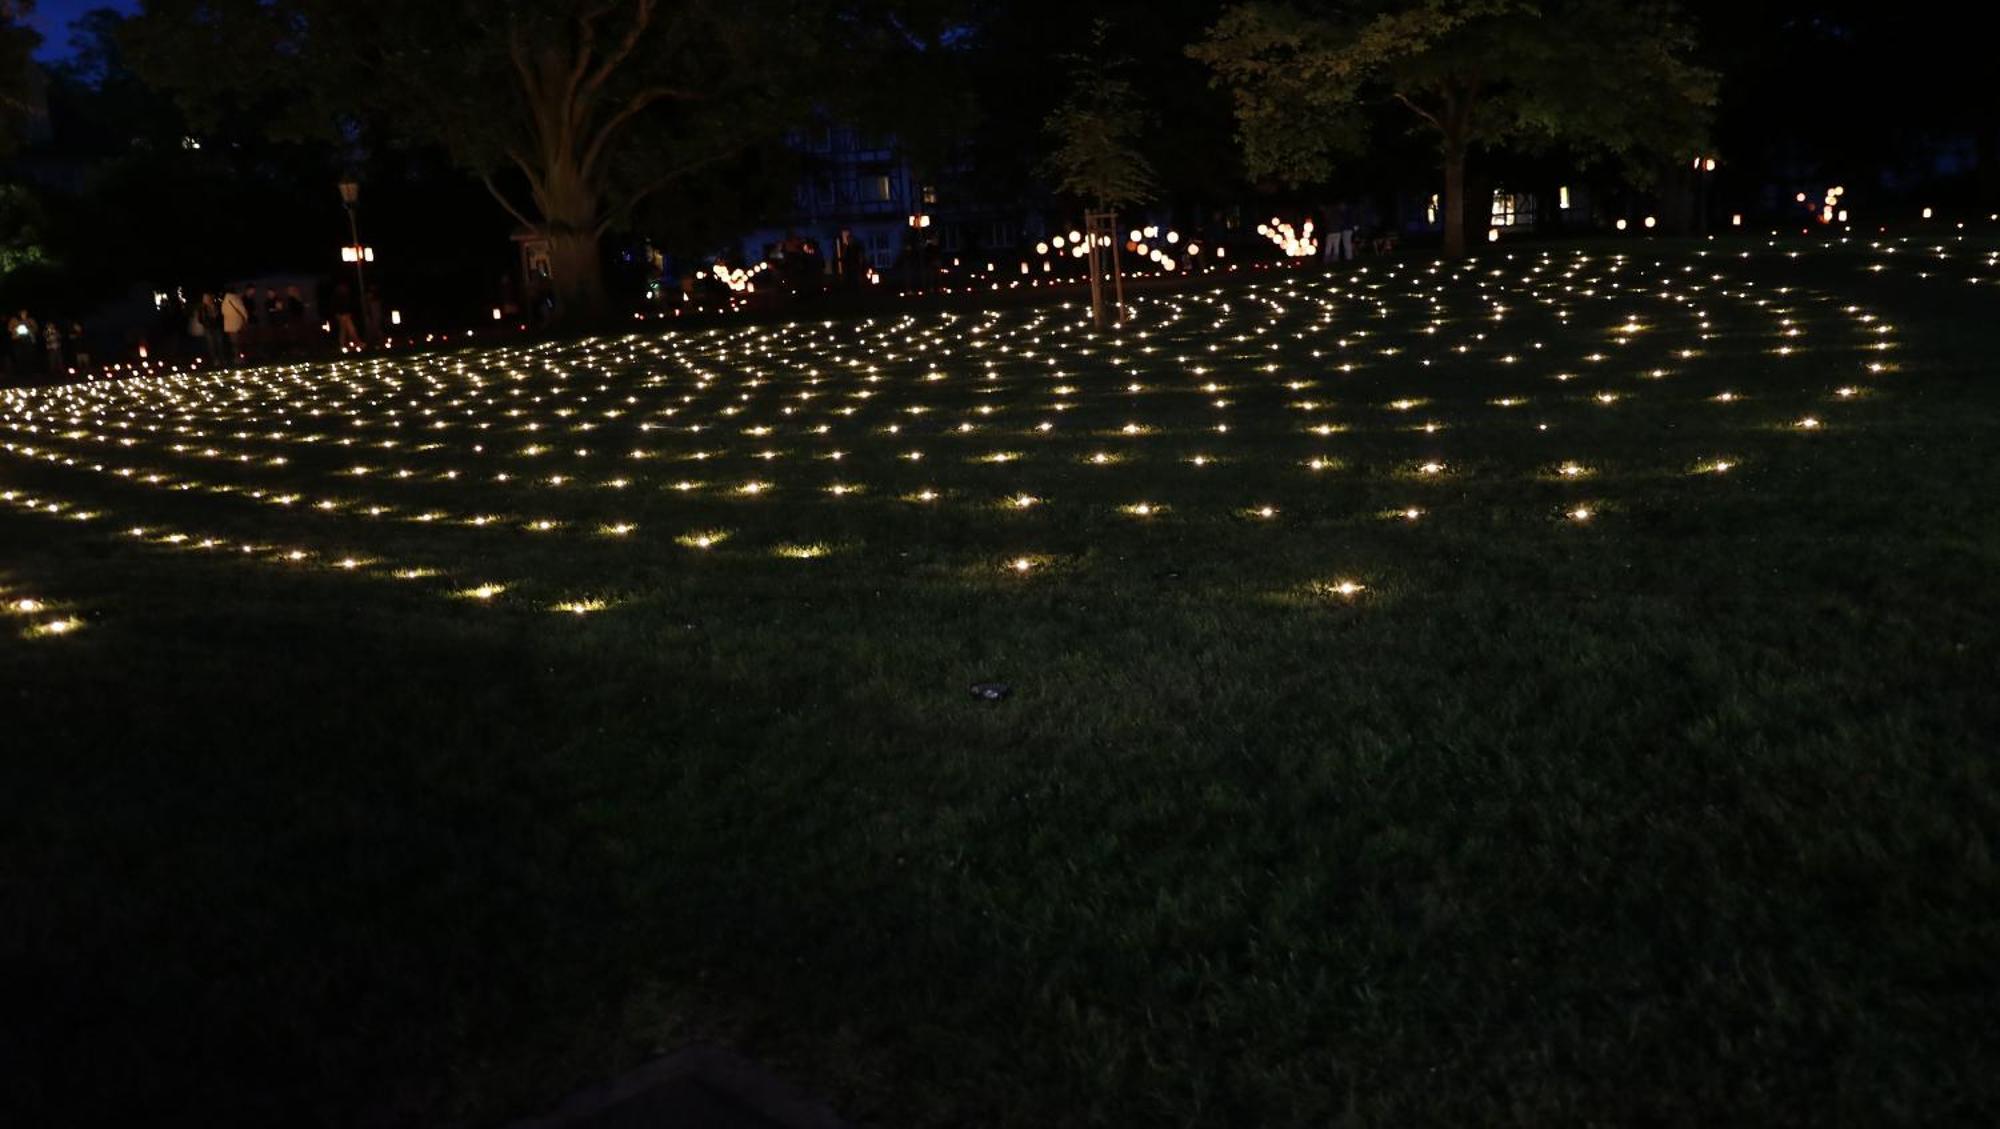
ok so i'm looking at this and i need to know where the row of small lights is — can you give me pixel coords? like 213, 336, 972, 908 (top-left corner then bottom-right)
3, 586, 82, 637
0, 242, 1905, 625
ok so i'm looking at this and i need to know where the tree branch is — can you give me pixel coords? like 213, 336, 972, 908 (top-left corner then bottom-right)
507, 22, 540, 105
596, 143, 746, 236
565, 0, 622, 128
1392, 90, 1443, 131
482, 173, 540, 231
580, 0, 655, 104
506, 146, 553, 213
581, 84, 699, 178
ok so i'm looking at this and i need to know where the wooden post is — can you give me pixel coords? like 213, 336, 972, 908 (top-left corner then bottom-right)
1086, 215, 1105, 329
1111, 230, 1125, 326
1084, 210, 1125, 329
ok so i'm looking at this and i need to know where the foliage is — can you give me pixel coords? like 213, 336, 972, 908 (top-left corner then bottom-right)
123, 0, 841, 319
1041, 21, 1157, 211
1195, 0, 1716, 181
27, 10, 355, 298
0, 0, 39, 155
0, 180, 46, 275
1192, 0, 1717, 252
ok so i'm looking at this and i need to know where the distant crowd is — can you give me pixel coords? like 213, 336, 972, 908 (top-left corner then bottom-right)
6, 311, 92, 381
5, 210, 1399, 385
163, 281, 387, 367
0, 279, 403, 385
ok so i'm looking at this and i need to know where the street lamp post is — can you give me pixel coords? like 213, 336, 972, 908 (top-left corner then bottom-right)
1693, 155, 1718, 235
338, 176, 367, 302
907, 210, 931, 290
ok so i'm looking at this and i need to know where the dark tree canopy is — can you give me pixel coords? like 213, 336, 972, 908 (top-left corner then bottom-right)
126, 0, 845, 320
1193, 0, 1716, 255
8, 0, 1976, 319
0, 0, 40, 154
1042, 21, 1158, 212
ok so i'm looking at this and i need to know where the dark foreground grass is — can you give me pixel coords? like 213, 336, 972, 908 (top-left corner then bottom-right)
2, 237, 1997, 1126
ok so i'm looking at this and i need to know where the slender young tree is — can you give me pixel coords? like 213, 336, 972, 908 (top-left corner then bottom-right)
0, 0, 40, 153
1041, 21, 1156, 327
1041, 22, 1158, 213
1192, 0, 1715, 257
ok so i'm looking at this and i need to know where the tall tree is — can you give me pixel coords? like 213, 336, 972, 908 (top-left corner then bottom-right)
0, 0, 40, 153
1192, 0, 1716, 256
126, 0, 833, 321
1041, 21, 1158, 212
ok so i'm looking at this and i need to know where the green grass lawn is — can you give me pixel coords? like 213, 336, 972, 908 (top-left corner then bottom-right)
3, 235, 1996, 1127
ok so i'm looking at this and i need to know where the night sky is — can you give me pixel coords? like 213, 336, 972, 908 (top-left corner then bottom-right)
29, 0, 139, 60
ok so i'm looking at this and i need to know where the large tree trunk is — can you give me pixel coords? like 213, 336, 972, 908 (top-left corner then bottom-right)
1441, 135, 1468, 259
545, 225, 608, 323
537, 156, 610, 324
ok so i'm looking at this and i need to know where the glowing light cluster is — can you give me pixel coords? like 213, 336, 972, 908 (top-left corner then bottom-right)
1255, 217, 1318, 258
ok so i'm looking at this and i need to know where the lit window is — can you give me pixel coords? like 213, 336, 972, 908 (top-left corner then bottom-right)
1491, 191, 1536, 228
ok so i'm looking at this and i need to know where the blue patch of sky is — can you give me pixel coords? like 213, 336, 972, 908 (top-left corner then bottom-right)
29, 0, 140, 62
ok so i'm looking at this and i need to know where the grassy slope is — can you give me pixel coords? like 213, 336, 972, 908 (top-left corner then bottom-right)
2, 238, 1997, 1127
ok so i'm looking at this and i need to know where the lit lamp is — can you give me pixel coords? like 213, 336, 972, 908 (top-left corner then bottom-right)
906, 212, 932, 288
1694, 156, 1718, 234
337, 174, 368, 303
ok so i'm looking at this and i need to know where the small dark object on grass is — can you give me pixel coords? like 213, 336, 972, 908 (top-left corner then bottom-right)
970, 682, 1012, 701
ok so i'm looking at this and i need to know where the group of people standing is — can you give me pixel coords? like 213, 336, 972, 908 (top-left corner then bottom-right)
6, 311, 90, 381
1317, 200, 1395, 262
764, 231, 836, 293
759, 230, 872, 294
1320, 202, 1360, 264
185, 285, 315, 366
